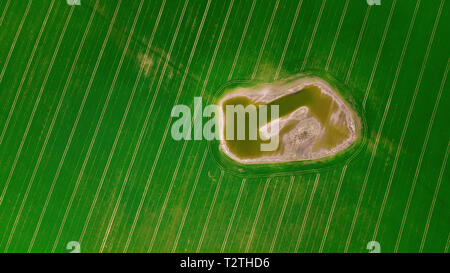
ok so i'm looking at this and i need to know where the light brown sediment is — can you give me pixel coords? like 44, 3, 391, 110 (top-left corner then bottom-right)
218, 76, 360, 164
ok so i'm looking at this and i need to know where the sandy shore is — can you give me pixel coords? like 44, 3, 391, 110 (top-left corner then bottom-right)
217, 76, 360, 164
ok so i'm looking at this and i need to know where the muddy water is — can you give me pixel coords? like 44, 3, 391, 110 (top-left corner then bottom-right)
222, 85, 351, 160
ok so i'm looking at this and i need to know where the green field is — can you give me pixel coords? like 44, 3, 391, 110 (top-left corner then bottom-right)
0, 0, 449, 253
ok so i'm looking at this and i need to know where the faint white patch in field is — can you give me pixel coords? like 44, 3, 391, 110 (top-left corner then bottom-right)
137, 49, 179, 81
137, 52, 154, 77
207, 171, 217, 183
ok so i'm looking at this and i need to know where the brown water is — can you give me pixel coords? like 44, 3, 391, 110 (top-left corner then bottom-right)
222, 85, 351, 160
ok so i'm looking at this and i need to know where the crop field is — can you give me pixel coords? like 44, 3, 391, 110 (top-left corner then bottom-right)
0, 0, 449, 253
